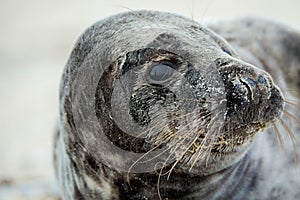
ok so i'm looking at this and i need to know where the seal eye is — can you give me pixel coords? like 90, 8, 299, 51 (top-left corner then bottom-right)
146, 63, 174, 85
222, 47, 232, 56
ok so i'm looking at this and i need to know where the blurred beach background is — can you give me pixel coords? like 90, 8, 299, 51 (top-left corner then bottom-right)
0, 0, 299, 199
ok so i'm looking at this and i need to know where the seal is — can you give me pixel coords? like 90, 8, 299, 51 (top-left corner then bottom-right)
55, 10, 300, 199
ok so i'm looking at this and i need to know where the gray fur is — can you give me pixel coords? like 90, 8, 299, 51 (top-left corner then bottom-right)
55, 11, 300, 199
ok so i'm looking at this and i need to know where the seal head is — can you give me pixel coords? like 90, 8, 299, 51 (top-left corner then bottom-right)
60, 11, 284, 176
57, 11, 290, 200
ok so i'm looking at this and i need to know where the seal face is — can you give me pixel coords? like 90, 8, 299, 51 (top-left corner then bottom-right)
55, 10, 300, 200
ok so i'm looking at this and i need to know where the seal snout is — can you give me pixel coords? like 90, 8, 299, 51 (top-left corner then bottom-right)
251, 72, 284, 123
219, 63, 284, 133
260, 85, 284, 122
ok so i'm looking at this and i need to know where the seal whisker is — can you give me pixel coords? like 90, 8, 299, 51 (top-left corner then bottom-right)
155, 122, 207, 198
131, 113, 169, 140
189, 109, 224, 169
283, 110, 300, 128
205, 125, 224, 167
279, 118, 297, 143
126, 117, 173, 172
148, 109, 212, 179
189, 126, 220, 170
127, 141, 172, 185
172, 101, 223, 124
272, 122, 286, 151
279, 118, 298, 164
140, 144, 173, 164
166, 129, 202, 180
284, 99, 300, 108
117, 7, 161, 29
155, 147, 182, 200
274, 120, 297, 165
150, 104, 213, 148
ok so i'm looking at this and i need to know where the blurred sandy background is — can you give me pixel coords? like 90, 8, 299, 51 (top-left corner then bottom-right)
0, 0, 299, 199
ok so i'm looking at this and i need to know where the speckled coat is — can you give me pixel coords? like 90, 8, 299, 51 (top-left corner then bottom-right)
55, 11, 300, 200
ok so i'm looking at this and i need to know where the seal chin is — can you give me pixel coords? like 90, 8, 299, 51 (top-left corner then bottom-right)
178, 137, 253, 175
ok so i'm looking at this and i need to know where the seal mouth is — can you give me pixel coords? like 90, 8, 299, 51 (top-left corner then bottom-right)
187, 121, 266, 155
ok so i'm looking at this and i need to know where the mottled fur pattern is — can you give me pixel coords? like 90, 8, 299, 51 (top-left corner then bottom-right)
55, 11, 300, 199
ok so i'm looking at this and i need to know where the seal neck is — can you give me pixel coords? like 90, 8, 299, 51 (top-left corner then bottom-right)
169, 153, 261, 199
122, 152, 261, 199
200, 153, 261, 199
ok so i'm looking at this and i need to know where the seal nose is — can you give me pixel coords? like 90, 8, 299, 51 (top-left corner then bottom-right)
252, 72, 284, 122
218, 62, 284, 126
260, 85, 284, 122
226, 77, 252, 116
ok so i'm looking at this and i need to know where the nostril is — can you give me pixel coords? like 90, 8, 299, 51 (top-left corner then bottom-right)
245, 78, 257, 87
256, 73, 273, 100
262, 86, 284, 121
257, 74, 267, 84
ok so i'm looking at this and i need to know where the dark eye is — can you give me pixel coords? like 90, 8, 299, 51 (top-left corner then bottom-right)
146, 63, 174, 85
222, 47, 232, 56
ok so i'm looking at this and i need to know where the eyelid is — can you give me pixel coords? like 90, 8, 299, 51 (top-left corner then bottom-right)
146, 62, 175, 85
221, 47, 232, 56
